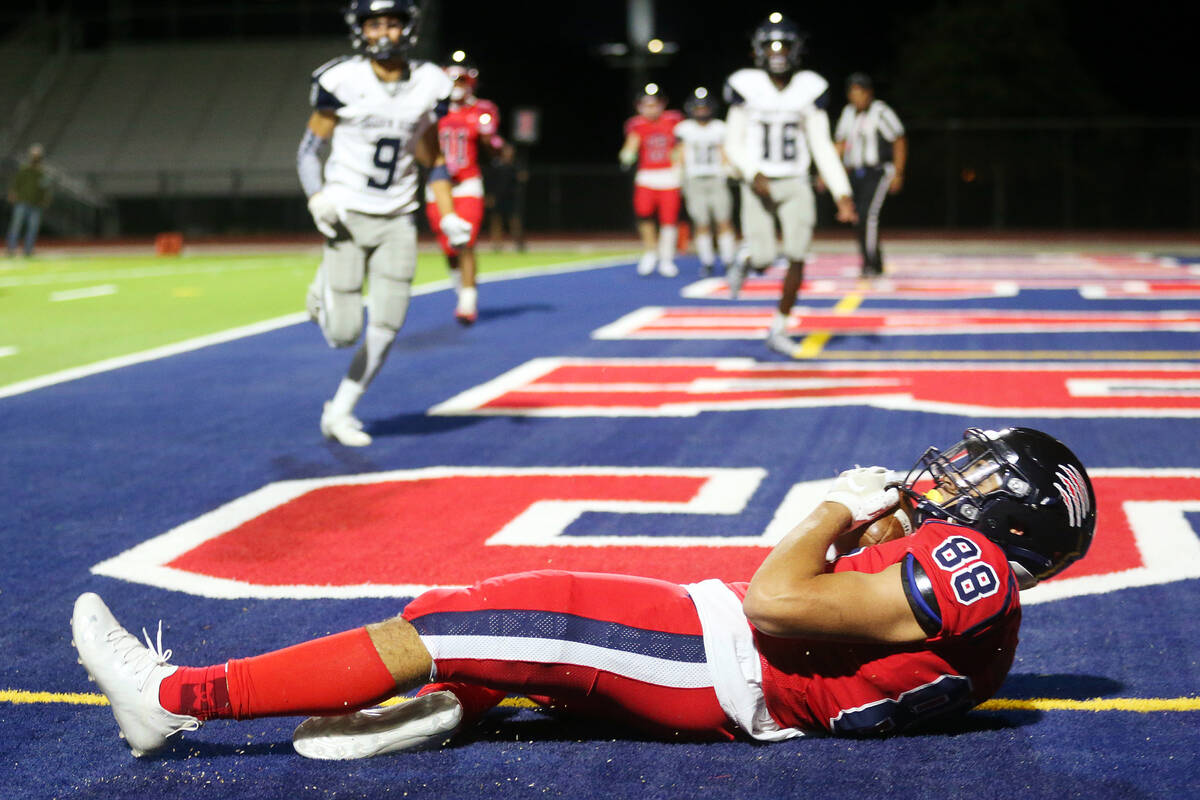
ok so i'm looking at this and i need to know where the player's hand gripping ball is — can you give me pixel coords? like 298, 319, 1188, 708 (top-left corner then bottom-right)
856, 500, 914, 548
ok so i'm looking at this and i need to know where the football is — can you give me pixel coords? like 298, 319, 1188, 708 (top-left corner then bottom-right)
857, 505, 913, 548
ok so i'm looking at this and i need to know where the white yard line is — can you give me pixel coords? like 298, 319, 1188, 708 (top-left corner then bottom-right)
0, 255, 632, 399
49, 284, 117, 302
0, 346, 17, 358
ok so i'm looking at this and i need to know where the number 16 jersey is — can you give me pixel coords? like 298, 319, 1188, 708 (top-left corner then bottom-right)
723, 67, 831, 179
311, 56, 453, 216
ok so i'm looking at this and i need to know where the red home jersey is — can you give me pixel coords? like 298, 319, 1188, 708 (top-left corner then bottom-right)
730, 521, 1021, 736
438, 98, 502, 183
625, 111, 684, 171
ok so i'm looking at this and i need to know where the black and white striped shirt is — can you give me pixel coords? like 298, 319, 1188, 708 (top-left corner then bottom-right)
834, 99, 904, 169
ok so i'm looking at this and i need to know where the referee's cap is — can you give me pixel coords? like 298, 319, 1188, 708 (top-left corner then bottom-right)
846, 72, 873, 91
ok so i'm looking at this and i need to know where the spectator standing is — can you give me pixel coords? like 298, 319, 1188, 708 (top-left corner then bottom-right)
6, 144, 52, 257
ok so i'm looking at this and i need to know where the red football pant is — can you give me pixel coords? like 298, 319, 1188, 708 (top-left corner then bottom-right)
632, 185, 681, 226
427, 195, 485, 256
403, 570, 734, 740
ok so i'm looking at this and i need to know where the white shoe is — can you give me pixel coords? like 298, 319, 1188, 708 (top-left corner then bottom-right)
71, 593, 200, 757
636, 253, 656, 276
293, 691, 463, 760
726, 262, 746, 299
766, 332, 797, 357
657, 260, 679, 277
321, 402, 372, 447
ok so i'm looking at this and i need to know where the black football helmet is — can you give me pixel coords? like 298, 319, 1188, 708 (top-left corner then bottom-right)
898, 427, 1096, 583
752, 13, 805, 74
345, 0, 421, 61
684, 87, 716, 120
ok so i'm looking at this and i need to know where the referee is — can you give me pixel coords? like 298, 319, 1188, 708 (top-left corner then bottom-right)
833, 73, 907, 277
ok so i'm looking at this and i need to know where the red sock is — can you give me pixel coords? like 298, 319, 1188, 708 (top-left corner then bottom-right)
160, 628, 398, 720
417, 681, 506, 727
159, 664, 231, 720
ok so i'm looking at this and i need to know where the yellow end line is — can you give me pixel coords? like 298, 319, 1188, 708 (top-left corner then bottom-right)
794, 292, 863, 359
6, 689, 1195, 714
805, 349, 1200, 361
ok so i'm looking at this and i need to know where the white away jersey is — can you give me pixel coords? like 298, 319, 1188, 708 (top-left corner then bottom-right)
311, 56, 453, 215
673, 118, 727, 178
723, 68, 831, 178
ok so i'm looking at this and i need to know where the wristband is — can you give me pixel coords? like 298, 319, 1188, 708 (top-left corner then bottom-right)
428, 164, 451, 183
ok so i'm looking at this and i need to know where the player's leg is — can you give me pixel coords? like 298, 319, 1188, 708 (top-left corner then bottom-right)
633, 185, 658, 275
452, 194, 485, 324
321, 213, 416, 446
684, 178, 714, 275
656, 188, 681, 277
69, 591, 429, 757
711, 180, 737, 270
766, 178, 817, 356
734, 183, 776, 299
310, 223, 367, 349
861, 166, 892, 277
402, 570, 733, 740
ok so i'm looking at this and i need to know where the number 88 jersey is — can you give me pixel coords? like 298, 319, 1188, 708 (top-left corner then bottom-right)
723, 67, 831, 179
750, 521, 1022, 736
311, 55, 454, 215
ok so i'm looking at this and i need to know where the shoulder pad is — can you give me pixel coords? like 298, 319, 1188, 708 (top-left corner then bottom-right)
311, 55, 353, 80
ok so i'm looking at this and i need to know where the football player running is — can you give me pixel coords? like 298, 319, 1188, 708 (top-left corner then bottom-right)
619, 86, 684, 278
673, 88, 738, 276
424, 53, 505, 325
297, 0, 471, 447
73, 427, 1095, 755
723, 13, 858, 355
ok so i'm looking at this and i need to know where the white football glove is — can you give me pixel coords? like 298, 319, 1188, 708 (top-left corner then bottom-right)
618, 148, 638, 170
824, 466, 901, 527
307, 191, 340, 239
440, 212, 474, 248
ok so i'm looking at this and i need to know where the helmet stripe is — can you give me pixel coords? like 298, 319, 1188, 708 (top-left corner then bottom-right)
1054, 465, 1089, 528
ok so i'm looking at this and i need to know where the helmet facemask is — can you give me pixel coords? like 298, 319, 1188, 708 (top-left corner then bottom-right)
346, 1, 421, 62
899, 428, 1095, 583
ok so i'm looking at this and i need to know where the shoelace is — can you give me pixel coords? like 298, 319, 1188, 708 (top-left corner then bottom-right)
105, 620, 173, 694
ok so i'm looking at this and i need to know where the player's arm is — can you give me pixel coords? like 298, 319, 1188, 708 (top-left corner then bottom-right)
890, 135, 908, 192
805, 110, 857, 224
619, 132, 640, 170
743, 469, 928, 643
298, 110, 339, 236
418, 120, 473, 246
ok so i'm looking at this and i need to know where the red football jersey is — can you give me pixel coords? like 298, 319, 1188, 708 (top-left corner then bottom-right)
729, 521, 1021, 736
438, 98, 502, 182
624, 111, 684, 171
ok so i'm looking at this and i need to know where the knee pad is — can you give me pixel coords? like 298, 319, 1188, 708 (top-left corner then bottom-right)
321, 292, 364, 348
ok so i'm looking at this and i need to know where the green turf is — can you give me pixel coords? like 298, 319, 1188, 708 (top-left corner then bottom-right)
0, 248, 632, 388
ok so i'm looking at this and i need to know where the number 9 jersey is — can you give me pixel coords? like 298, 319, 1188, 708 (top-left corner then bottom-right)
310, 55, 454, 215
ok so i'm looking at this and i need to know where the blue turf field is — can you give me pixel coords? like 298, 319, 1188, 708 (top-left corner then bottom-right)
2, 248, 1198, 798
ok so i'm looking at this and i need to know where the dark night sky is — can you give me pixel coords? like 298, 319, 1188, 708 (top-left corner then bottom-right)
427, 1, 1191, 162
10, 1, 1191, 164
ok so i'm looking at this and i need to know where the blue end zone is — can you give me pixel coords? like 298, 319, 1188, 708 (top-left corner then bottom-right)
1, 252, 1198, 798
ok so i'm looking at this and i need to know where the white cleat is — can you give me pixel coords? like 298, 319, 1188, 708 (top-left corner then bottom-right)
293, 690, 463, 760
71, 593, 200, 757
657, 260, 679, 278
321, 402, 372, 447
726, 262, 746, 299
636, 253, 657, 276
765, 332, 798, 358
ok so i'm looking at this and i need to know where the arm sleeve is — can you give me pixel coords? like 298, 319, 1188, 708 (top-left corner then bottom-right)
805, 109, 852, 199
296, 128, 328, 198
878, 104, 906, 140
722, 104, 755, 182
